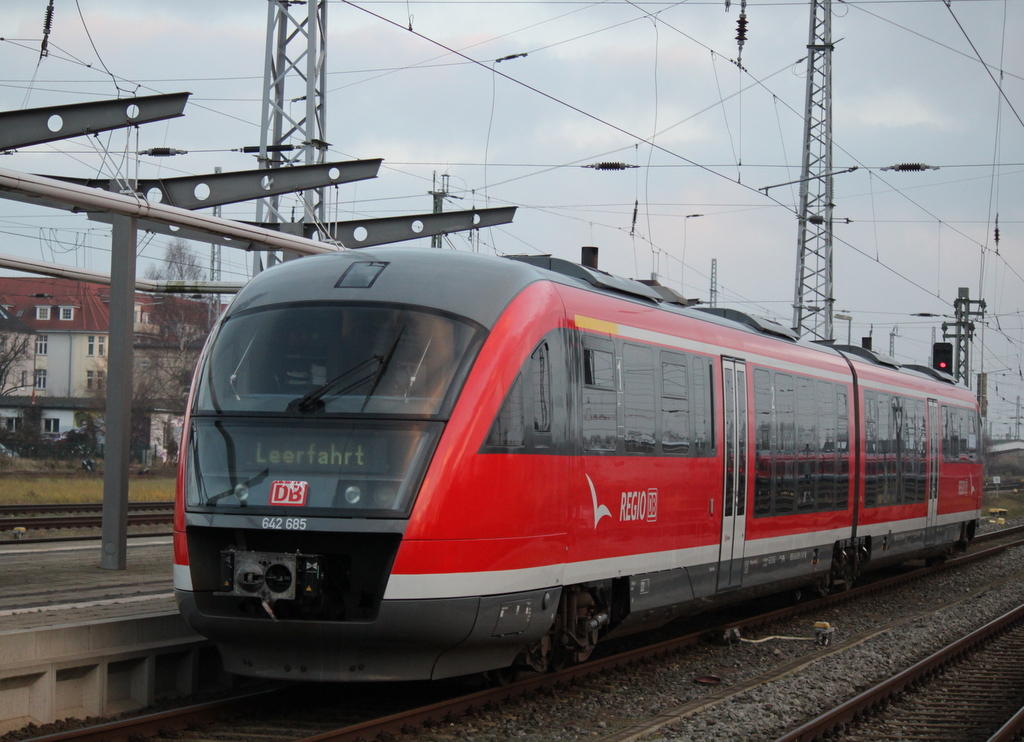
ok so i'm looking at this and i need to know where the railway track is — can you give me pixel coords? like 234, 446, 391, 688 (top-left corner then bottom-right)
0, 502, 174, 532
16, 530, 1024, 742
773, 602, 1024, 742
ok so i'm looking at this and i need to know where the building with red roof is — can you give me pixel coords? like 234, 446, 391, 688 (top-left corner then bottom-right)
0, 277, 214, 453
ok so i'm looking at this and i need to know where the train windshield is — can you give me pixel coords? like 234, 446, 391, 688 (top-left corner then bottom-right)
195, 303, 479, 416
184, 418, 440, 515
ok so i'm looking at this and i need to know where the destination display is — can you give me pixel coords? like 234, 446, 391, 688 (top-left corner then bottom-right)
185, 419, 441, 514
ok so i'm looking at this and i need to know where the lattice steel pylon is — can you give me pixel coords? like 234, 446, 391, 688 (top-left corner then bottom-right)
253, 0, 329, 276
791, 0, 834, 341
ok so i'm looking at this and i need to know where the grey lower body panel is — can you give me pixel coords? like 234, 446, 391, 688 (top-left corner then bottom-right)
175, 587, 558, 682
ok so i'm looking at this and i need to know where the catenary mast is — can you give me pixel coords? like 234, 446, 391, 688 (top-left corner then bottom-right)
792, 0, 834, 341
253, 0, 329, 276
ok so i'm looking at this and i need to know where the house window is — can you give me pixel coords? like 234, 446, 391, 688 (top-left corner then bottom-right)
35, 306, 51, 321
88, 336, 95, 355
43, 418, 60, 434
60, 306, 74, 320
5, 417, 19, 432
35, 334, 48, 355
98, 335, 106, 357
19, 370, 27, 387
34, 369, 47, 389
87, 370, 106, 390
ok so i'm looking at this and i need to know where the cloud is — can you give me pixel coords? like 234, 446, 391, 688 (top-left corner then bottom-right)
841, 89, 955, 131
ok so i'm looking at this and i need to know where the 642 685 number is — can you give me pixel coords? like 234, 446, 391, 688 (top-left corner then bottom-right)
261, 517, 307, 530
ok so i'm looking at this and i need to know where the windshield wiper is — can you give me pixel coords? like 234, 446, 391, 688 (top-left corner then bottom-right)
361, 325, 405, 411
292, 356, 380, 412
205, 468, 270, 506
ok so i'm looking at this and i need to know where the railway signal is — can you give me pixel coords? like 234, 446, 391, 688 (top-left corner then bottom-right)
932, 342, 954, 373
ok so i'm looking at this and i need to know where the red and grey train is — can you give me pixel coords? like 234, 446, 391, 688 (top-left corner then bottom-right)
174, 247, 983, 681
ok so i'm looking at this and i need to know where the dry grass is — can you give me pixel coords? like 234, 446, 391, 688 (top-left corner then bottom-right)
0, 475, 175, 504
984, 488, 1024, 520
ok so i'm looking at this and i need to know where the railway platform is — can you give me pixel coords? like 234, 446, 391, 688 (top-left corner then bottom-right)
0, 536, 228, 734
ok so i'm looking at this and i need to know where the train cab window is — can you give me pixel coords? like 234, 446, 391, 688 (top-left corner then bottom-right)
582, 338, 617, 452
661, 354, 690, 455
487, 373, 525, 447
623, 344, 655, 454
196, 304, 480, 417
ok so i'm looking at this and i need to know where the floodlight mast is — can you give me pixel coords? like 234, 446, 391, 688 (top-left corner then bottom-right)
792, 0, 834, 342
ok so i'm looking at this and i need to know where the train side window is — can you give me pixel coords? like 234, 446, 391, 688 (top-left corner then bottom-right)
623, 343, 655, 454
693, 358, 715, 456
582, 338, 617, 452
532, 342, 551, 435
836, 388, 849, 510
889, 395, 904, 505
774, 372, 795, 514
864, 391, 878, 508
661, 354, 690, 455
877, 393, 894, 506
486, 373, 525, 447
796, 376, 817, 512
816, 380, 836, 512
965, 409, 979, 460
909, 398, 927, 503
753, 368, 773, 516
583, 346, 614, 389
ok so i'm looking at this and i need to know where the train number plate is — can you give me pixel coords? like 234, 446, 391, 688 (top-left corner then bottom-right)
269, 480, 309, 506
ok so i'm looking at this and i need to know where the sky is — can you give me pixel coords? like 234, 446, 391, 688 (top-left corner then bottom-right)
0, 0, 1022, 436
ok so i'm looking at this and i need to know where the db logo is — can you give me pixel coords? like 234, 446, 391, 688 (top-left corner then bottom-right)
270, 480, 309, 506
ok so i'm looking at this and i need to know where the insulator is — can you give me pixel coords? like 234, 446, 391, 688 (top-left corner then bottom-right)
585, 162, 634, 171
139, 147, 187, 155
240, 144, 296, 153
42, 1, 55, 35
736, 14, 748, 43
885, 163, 937, 172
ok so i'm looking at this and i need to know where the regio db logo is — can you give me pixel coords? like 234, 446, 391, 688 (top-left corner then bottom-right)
620, 488, 658, 523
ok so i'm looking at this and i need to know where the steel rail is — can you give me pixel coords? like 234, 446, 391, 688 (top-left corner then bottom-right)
22, 687, 285, 742
0, 502, 173, 516
771, 602, 1024, 742
0, 511, 173, 531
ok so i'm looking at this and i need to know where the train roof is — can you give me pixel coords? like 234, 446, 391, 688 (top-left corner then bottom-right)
224, 247, 973, 401
225, 247, 543, 329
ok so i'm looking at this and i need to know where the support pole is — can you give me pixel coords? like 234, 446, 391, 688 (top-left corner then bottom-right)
100, 214, 137, 570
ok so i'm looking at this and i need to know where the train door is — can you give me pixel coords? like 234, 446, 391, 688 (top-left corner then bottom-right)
717, 358, 748, 591
925, 398, 940, 545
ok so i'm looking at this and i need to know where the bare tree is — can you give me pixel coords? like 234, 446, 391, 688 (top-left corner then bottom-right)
145, 238, 205, 283
0, 308, 33, 396
136, 240, 214, 414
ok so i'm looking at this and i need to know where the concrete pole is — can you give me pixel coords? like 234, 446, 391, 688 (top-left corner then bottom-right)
100, 214, 137, 570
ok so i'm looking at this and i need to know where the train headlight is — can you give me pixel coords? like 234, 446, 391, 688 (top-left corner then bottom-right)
373, 483, 398, 508
344, 485, 362, 504
234, 483, 249, 504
